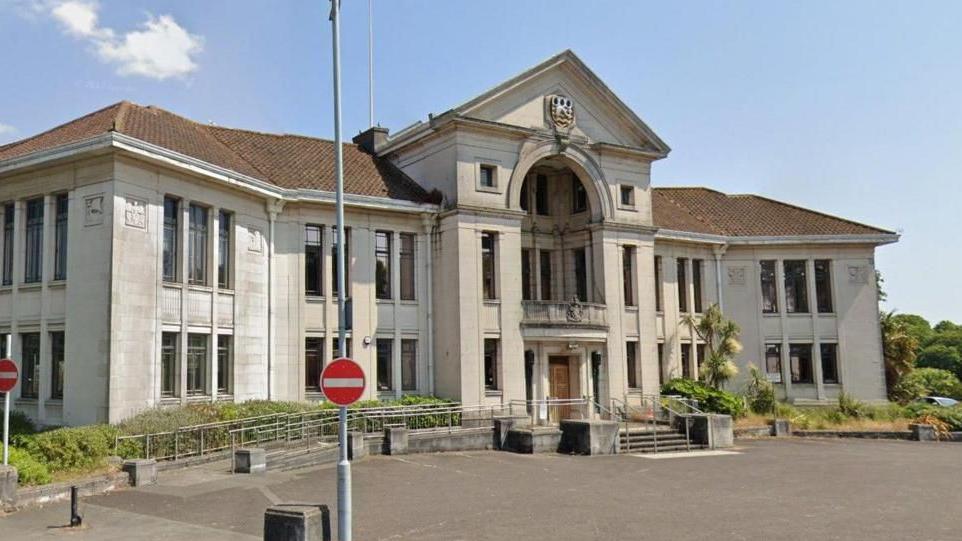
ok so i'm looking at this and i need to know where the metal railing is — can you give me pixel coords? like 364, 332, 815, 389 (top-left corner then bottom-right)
611, 395, 696, 454
508, 398, 612, 426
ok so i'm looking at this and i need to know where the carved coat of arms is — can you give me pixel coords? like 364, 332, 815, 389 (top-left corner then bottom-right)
566, 297, 584, 322
547, 95, 575, 129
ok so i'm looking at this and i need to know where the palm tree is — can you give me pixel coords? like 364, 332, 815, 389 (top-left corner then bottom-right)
879, 310, 918, 401
681, 304, 742, 389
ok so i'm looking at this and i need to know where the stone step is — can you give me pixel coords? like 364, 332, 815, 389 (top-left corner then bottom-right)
621, 443, 707, 454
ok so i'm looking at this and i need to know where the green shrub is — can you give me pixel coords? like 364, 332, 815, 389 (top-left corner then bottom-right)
8, 446, 51, 486
661, 378, 746, 418
16, 425, 119, 473
899, 368, 962, 400
905, 404, 962, 430
744, 364, 775, 415
838, 392, 868, 418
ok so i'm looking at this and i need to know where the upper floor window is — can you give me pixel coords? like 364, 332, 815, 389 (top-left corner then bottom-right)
331, 226, 351, 297
218, 211, 232, 289
574, 248, 587, 302
24, 198, 43, 283
375, 231, 392, 300
479, 165, 496, 188
519, 179, 529, 212
54, 194, 68, 281
521, 248, 533, 301
3, 203, 14, 286
304, 225, 323, 296
623, 246, 636, 307
188, 204, 209, 285
481, 232, 497, 300
571, 177, 587, 214
760, 260, 777, 313
692, 259, 704, 313
620, 185, 635, 207
814, 260, 833, 313
399, 233, 416, 301
677, 258, 688, 312
654, 256, 663, 311
784, 260, 809, 313
539, 250, 552, 301
535, 174, 549, 216
163, 197, 179, 282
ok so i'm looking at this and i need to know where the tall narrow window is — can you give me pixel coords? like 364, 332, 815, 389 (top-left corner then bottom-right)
188, 204, 208, 285
677, 258, 688, 312
654, 256, 663, 311
399, 233, 416, 301
305, 225, 323, 296
765, 344, 782, 383
760, 260, 777, 313
681, 343, 692, 379
331, 337, 352, 359
0, 333, 8, 358
521, 248, 533, 301
821, 343, 839, 384
50, 331, 65, 399
623, 246, 636, 307
481, 232, 496, 300
163, 197, 179, 282
696, 344, 706, 371
479, 164, 495, 188
814, 260, 833, 313
20, 333, 40, 399
2, 203, 13, 286
218, 211, 232, 289
331, 226, 351, 296
620, 185, 635, 207
54, 194, 68, 281
535, 174, 549, 216
789, 344, 813, 384
305, 337, 324, 391
626, 341, 639, 389
574, 248, 587, 302
484, 338, 499, 391
186, 333, 208, 396
24, 198, 43, 283
657, 343, 665, 386
217, 335, 232, 394
784, 260, 809, 313
401, 339, 417, 391
161, 332, 179, 398
692, 259, 704, 313
571, 177, 587, 213
519, 178, 529, 212
376, 338, 393, 391
375, 231, 392, 300
539, 250, 552, 301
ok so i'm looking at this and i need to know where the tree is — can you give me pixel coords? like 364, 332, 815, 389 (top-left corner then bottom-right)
879, 310, 919, 402
891, 313, 932, 346
682, 304, 741, 389
916, 344, 962, 380
875, 270, 887, 304
897, 368, 962, 400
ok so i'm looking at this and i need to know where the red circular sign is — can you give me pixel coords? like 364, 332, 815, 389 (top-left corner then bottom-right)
0, 359, 18, 393
320, 358, 366, 406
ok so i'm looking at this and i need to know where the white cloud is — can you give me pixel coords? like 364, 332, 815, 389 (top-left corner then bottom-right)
40, 1, 203, 80
0, 123, 17, 143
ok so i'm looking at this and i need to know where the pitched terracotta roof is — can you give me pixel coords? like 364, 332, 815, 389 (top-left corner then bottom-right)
653, 187, 893, 237
0, 101, 430, 203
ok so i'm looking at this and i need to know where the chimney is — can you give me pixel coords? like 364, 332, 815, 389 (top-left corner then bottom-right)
352, 126, 389, 154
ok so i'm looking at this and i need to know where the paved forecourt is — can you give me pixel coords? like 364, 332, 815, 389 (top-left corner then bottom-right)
1, 438, 961, 540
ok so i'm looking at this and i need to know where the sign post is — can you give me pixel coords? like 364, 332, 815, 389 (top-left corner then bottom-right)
0, 358, 19, 466
321, 358, 364, 541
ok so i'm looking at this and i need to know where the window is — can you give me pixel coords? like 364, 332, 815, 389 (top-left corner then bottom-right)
161, 332, 179, 398
521, 248, 533, 301
696, 344, 706, 371
375, 231, 392, 300
654, 256, 663, 311
623, 246, 636, 307
188, 204, 208, 285
21, 333, 40, 399
305, 225, 323, 296
24, 198, 43, 283
784, 260, 809, 313
681, 343, 692, 379
305, 337, 324, 391
399, 233, 416, 301
821, 343, 839, 384
790, 344, 813, 384
574, 248, 587, 302
692, 259, 704, 313
765, 344, 782, 383
54, 194, 68, 280
218, 211, 232, 289
571, 177, 587, 213
479, 165, 495, 188
50, 331, 65, 399
657, 343, 665, 386
481, 232, 496, 300
760, 260, 778, 313
163, 197, 179, 282
484, 338, 499, 390
0, 333, 7, 358
677, 258, 688, 312
535, 174, 549, 216
217, 335, 232, 394
539, 250, 552, 300
2, 203, 13, 286
519, 178, 529, 212
401, 339, 417, 391
331, 226, 351, 296
186, 333, 208, 396
814, 260, 833, 313
331, 336, 352, 359
376, 338, 393, 391
626, 342, 639, 389
620, 185, 634, 207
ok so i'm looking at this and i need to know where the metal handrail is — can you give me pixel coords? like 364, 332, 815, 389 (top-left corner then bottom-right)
612, 396, 696, 454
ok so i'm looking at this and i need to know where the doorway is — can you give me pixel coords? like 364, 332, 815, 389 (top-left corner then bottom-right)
549, 356, 571, 421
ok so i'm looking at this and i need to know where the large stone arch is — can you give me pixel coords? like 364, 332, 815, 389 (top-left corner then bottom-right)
506, 140, 614, 222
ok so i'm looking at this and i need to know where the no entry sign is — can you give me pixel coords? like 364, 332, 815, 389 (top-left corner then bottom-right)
321, 358, 365, 406
0, 359, 17, 393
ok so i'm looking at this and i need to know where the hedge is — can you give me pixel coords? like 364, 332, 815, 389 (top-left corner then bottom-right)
661, 378, 746, 418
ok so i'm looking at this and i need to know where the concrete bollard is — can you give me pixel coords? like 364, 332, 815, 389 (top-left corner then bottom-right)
771, 419, 791, 437
383, 427, 409, 455
264, 505, 331, 541
911, 423, 936, 442
122, 459, 158, 487
347, 431, 367, 461
0, 465, 17, 508
234, 448, 267, 474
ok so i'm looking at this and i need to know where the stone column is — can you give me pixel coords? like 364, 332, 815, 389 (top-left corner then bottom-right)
807, 258, 824, 400
179, 200, 190, 405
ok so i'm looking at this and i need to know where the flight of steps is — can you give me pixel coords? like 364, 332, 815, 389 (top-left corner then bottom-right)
265, 441, 340, 472
618, 424, 705, 454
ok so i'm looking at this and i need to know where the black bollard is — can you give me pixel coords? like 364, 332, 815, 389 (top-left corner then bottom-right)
70, 486, 82, 527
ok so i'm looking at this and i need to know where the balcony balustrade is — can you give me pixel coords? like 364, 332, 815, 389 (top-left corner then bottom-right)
521, 299, 608, 329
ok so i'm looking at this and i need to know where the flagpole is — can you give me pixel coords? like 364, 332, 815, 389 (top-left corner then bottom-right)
368, 0, 374, 128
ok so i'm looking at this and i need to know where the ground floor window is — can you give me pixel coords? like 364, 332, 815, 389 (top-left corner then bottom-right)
765, 344, 782, 383
217, 335, 232, 395
50, 331, 65, 400
790, 344, 813, 384
821, 343, 839, 384
376, 338, 393, 391
401, 339, 417, 391
626, 341, 639, 389
161, 332, 179, 398
305, 337, 324, 392
187, 333, 208, 396
681, 343, 691, 379
331, 337, 352, 360
20, 332, 40, 399
657, 343, 665, 385
484, 338, 499, 391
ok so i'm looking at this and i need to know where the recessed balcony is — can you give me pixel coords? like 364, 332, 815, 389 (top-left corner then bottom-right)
521, 300, 608, 330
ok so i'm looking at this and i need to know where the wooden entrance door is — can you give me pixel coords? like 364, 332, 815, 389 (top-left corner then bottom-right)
549, 357, 571, 421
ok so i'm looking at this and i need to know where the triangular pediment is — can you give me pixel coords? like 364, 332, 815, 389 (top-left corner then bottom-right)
450, 50, 670, 155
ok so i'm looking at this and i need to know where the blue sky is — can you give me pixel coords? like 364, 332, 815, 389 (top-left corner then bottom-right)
2, 1, 959, 322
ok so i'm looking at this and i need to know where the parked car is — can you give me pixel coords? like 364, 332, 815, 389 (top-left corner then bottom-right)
917, 396, 959, 407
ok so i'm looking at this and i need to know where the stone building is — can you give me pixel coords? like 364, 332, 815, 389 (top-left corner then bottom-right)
0, 51, 897, 426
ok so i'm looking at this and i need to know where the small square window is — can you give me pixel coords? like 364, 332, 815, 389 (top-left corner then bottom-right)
620, 185, 635, 207
479, 165, 496, 188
